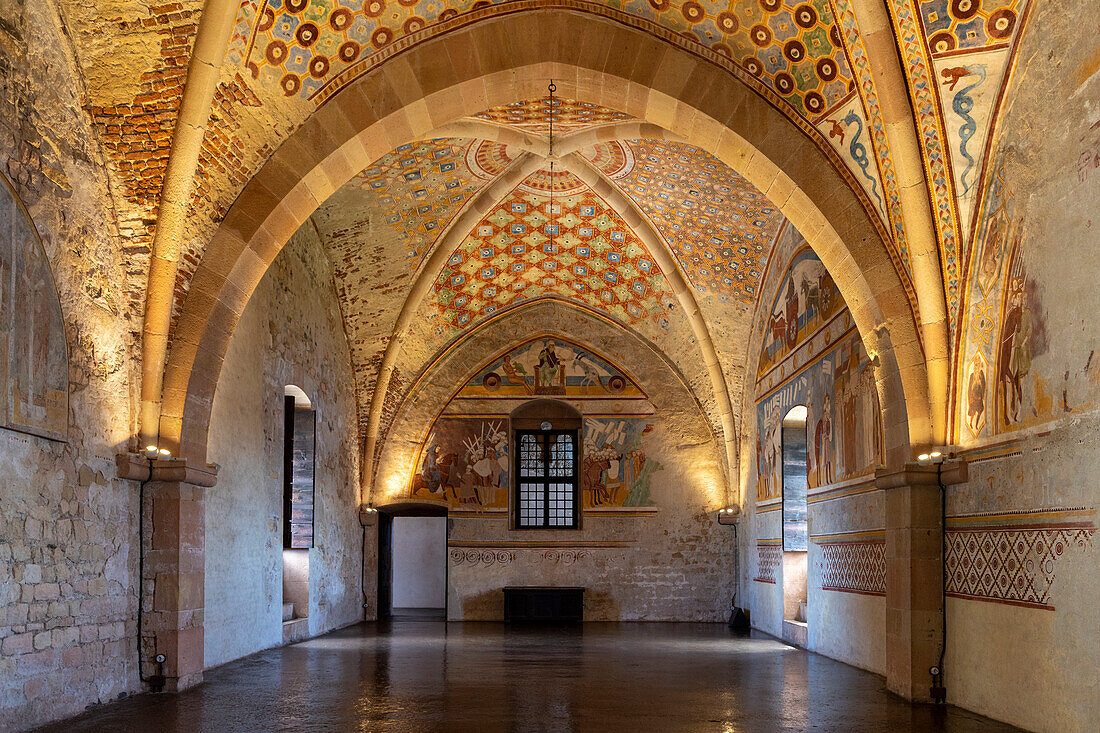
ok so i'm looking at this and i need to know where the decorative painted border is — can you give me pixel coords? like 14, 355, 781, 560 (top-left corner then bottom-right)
448, 544, 621, 565
449, 548, 515, 566
754, 539, 782, 584
807, 474, 878, 504
813, 530, 886, 596
887, 0, 963, 324
830, 0, 913, 282
946, 508, 1096, 610
756, 322, 859, 400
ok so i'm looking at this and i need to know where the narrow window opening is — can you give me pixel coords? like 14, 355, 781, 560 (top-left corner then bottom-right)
282, 386, 314, 641
782, 405, 809, 635
283, 387, 316, 549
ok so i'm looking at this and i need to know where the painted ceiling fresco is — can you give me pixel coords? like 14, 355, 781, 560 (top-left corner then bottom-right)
60, 0, 1042, 432
213, 0, 1034, 326
304, 88, 801, 455
469, 97, 636, 136
232, 1, 852, 116
432, 174, 676, 335
592, 139, 786, 303
220, 0, 911, 304
890, 0, 1032, 326
115, 0, 1033, 453
333, 137, 517, 265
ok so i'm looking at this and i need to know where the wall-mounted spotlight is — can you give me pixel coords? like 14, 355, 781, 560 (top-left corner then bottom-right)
917, 450, 945, 466
359, 504, 378, 527
717, 506, 740, 525
143, 445, 173, 460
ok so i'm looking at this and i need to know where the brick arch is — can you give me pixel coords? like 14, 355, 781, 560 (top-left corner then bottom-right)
160, 10, 931, 482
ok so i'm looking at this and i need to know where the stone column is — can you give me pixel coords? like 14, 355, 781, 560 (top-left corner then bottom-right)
875, 460, 965, 701
119, 455, 217, 692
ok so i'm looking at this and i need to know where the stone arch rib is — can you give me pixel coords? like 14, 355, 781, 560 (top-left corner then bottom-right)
139, 0, 238, 450
360, 151, 544, 496
159, 11, 931, 498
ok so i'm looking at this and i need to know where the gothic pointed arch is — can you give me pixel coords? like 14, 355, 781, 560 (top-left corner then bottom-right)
0, 173, 68, 441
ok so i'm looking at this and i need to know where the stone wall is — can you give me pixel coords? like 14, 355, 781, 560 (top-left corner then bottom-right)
0, 0, 144, 729
373, 301, 736, 622
205, 222, 366, 667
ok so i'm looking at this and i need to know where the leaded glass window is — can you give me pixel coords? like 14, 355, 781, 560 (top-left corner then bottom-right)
515, 429, 579, 529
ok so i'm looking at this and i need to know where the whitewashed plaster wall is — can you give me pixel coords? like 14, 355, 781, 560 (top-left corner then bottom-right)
205, 222, 366, 667
391, 517, 447, 609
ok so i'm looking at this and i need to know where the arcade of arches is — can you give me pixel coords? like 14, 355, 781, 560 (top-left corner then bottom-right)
0, 0, 1097, 730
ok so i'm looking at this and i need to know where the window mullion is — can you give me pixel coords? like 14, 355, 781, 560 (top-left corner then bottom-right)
542, 435, 550, 528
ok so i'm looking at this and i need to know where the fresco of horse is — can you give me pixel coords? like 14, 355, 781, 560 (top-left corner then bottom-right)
582, 418, 659, 508
409, 418, 509, 510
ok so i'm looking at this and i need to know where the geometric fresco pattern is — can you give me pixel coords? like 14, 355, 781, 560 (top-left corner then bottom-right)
918, 0, 1024, 54
818, 539, 887, 596
471, 96, 634, 136
234, 1, 857, 121
594, 139, 784, 302
225, 0, 910, 299
754, 541, 781, 584
346, 137, 516, 266
433, 176, 675, 334
946, 525, 1095, 610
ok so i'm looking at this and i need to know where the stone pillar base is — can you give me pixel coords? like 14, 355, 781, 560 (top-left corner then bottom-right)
876, 460, 965, 702
119, 455, 216, 692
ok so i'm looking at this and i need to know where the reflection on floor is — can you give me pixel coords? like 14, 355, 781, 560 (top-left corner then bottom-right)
389, 607, 446, 621
36, 622, 1018, 732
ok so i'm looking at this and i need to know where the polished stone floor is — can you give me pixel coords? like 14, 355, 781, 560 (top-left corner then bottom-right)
38, 622, 1017, 732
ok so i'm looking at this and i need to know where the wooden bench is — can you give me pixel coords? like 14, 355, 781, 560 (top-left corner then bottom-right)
503, 586, 584, 623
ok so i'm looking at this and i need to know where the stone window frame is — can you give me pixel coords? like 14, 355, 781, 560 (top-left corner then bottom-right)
283, 386, 316, 549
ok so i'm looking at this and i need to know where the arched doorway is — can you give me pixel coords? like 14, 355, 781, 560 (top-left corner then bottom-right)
782, 404, 809, 647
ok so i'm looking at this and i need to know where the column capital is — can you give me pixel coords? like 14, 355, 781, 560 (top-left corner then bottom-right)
117, 453, 219, 487
875, 459, 967, 490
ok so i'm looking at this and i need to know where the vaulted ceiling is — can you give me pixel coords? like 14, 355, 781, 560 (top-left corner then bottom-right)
309, 95, 788, 439
39, 0, 1040, 473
